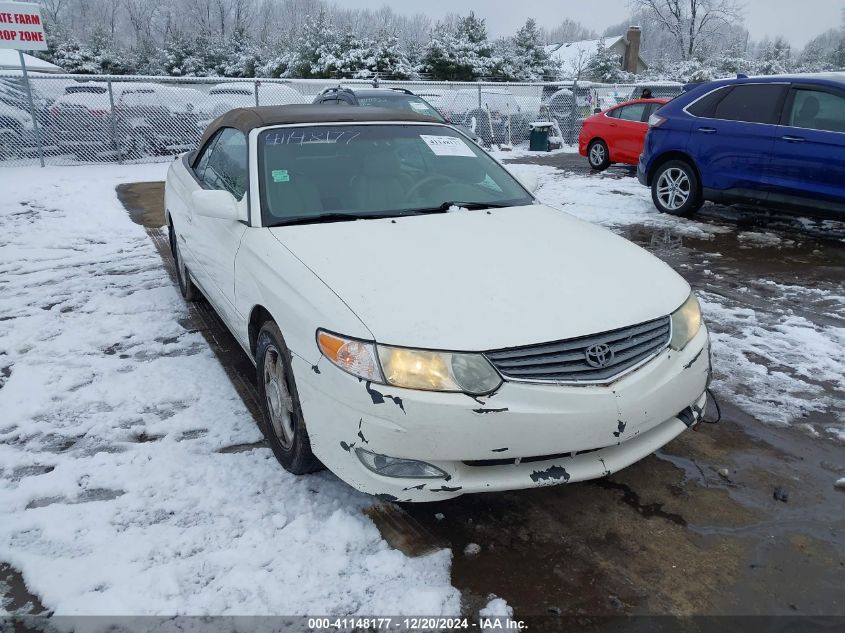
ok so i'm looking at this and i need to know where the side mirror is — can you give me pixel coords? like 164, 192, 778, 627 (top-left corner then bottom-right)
594, 107, 601, 114
508, 167, 539, 194
192, 189, 239, 221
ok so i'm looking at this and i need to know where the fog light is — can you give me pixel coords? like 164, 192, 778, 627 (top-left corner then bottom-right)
356, 448, 447, 479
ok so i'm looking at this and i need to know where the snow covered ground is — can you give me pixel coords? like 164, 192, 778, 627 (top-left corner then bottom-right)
0, 164, 459, 615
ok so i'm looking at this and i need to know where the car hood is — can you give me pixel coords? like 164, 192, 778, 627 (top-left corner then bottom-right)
269, 205, 690, 351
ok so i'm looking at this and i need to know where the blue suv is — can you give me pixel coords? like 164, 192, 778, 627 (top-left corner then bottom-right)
638, 74, 845, 217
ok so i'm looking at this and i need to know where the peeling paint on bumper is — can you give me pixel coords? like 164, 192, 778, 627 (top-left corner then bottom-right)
292, 326, 710, 502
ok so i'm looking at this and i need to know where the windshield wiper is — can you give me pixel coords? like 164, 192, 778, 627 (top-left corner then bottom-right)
266, 212, 397, 227
399, 201, 512, 215
266, 202, 513, 227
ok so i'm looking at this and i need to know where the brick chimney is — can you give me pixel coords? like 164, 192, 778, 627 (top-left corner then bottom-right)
624, 26, 642, 74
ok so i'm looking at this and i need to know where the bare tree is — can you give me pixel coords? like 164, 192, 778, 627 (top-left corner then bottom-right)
629, 0, 743, 59
39, 0, 69, 26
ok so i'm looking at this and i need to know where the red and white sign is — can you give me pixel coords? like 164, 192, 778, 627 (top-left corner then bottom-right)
0, 2, 47, 51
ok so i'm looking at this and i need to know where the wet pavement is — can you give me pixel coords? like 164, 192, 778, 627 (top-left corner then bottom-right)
103, 176, 845, 620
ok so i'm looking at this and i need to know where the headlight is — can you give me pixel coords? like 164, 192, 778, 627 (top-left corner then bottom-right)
316, 330, 502, 394
317, 330, 382, 381
670, 293, 702, 350
378, 345, 502, 395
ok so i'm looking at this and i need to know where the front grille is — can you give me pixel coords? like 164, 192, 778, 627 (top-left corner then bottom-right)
485, 316, 671, 384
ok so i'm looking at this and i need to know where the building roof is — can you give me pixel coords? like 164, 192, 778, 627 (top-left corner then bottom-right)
0, 50, 63, 73
545, 35, 648, 76
198, 104, 440, 149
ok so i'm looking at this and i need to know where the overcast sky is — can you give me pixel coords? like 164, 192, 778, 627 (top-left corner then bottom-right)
340, 0, 844, 48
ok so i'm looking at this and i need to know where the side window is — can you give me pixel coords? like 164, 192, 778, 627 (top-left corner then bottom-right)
711, 84, 787, 124
788, 89, 845, 133
193, 134, 219, 181
686, 86, 730, 117
606, 107, 621, 119
202, 128, 248, 200
617, 102, 648, 122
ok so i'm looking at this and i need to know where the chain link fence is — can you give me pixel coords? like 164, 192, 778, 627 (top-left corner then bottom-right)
0, 74, 682, 167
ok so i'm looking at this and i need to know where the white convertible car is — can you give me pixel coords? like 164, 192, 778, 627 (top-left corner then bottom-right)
165, 105, 711, 502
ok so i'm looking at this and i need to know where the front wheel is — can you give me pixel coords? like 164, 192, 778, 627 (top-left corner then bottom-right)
651, 160, 703, 216
587, 139, 610, 171
171, 221, 199, 301
255, 321, 322, 475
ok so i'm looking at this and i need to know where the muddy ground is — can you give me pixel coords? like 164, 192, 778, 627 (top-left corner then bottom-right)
108, 164, 844, 621
4, 160, 841, 622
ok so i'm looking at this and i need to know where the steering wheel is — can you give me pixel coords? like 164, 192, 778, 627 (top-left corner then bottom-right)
405, 175, 452, 201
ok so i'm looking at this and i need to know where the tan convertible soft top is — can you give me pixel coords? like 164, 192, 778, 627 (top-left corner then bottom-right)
197, 104, 440, 150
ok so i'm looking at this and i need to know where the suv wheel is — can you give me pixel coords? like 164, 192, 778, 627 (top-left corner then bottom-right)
651, 160, 703, 216
587, 139, 610, 171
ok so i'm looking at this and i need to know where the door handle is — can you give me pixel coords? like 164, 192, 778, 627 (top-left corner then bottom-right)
697, 127, 717, 134
781, 135, 805, 142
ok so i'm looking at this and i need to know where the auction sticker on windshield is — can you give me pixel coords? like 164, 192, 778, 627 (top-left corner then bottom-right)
420, 135, 476, 157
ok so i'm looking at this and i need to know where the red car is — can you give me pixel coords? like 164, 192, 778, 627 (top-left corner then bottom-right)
579, 98, 669, 171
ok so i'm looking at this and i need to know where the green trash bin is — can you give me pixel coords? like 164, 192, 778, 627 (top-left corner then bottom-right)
529, 122, 555, 151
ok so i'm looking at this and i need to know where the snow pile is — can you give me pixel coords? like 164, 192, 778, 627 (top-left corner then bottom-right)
0, 164, 459, 615
531, 163, 729, 238
700, 294, 845, 439
479, 595, 515, 632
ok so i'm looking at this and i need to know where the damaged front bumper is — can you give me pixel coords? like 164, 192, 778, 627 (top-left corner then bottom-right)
292, 326, 711, 502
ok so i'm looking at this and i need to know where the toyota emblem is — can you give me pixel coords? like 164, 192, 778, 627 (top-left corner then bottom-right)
585, 343, 614, 368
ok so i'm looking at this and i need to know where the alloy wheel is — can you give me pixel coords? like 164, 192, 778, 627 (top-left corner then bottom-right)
263, 345, 295, 449
656, 167, 691, 211
589, 143, 605, 166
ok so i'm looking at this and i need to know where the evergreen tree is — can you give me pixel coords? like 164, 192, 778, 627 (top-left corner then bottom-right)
512, 18, 556, 80
585, 39, 633, 82
422, 12, 493, 80
295, 10, 337, 78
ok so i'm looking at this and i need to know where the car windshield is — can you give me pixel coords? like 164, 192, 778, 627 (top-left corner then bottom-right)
356, 95, 446, 122
258, 124, 532, 226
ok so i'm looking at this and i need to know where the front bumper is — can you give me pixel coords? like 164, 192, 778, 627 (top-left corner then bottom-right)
293, 326, 711, 502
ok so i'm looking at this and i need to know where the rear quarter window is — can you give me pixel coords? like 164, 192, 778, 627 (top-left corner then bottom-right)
686, 86, 731, 117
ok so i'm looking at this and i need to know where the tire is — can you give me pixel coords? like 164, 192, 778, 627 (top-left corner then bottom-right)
587, 139, 611, 171
651, 160, 704, 216
255, 321, 321, 475
171, 221, 199, 301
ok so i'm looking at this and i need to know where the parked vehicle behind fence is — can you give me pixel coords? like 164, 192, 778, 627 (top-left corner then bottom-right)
438, 88, 530, 146
579, 98, 669, 171
206, 82, 307, 118
639, 73, 845, 217
117, 85, 208, 156
47, 82, 170, 161
312, 85, 481, 144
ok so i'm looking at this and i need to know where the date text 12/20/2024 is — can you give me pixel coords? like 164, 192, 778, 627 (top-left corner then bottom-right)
308, 617, 527, 630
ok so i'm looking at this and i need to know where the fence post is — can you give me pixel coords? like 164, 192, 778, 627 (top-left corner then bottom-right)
254, 80, 260, 107
477, 80, 482, 109
107, 79, 122, 164
567, 80, 579, 145
18, 51, 45, 168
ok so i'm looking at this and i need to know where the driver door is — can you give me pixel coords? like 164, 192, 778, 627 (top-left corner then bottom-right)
191, 127, 249, 324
